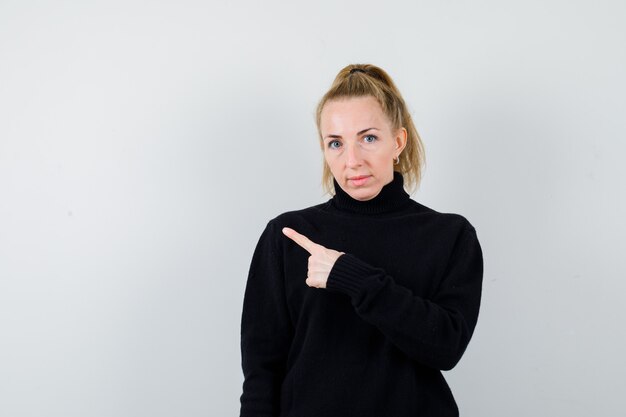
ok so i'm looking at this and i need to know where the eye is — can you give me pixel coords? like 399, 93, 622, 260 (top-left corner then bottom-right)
363, 135, 377, 143
328, 140, 341, 149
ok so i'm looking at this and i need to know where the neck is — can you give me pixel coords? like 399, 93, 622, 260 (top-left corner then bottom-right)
330, 171, 411, 215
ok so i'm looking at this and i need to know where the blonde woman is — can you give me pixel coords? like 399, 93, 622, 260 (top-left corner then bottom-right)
240, 64, 483, 417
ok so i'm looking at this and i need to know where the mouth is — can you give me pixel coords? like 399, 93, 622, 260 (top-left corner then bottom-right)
348, 175, 371, 186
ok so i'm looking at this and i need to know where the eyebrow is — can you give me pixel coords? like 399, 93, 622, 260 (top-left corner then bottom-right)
324, 127, 379, 140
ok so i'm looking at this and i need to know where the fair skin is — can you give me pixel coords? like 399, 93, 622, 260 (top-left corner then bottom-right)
283, 96, 408, 288
321, 95, 407, 201
281, 227, 344, 289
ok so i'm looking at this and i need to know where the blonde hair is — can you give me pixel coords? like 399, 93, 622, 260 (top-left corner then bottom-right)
315, 64, 425, 195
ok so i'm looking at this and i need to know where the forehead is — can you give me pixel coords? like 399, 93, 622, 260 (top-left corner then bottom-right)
320, 96, 389, 133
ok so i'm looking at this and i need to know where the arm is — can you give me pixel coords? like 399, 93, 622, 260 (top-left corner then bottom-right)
326, 223, 483, 370
240, 221, 293, 417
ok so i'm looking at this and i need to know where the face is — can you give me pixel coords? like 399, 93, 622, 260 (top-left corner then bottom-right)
320, 96, 407, 201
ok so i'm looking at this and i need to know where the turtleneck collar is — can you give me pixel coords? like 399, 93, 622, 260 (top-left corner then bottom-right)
330, 171, 411, 215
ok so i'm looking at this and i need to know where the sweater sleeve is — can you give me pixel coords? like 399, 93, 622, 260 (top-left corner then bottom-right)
325, 222, 483, 371
240, 221, 293, 417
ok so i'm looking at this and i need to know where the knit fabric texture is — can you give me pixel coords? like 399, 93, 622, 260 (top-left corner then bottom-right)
240, 171, 484, 417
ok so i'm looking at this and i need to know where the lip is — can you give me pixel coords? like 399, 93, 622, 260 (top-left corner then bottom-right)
348, 175, 371, 187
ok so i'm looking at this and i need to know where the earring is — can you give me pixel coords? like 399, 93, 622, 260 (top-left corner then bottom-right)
394, 155, 400, 165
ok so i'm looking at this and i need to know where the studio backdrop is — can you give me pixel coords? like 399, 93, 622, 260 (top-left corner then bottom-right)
1, 1, 624, 416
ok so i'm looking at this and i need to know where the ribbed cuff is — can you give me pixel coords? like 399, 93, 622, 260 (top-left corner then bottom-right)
326, 253, 381, 300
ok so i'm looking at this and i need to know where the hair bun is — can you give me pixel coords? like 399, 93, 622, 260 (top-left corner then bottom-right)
349, 68, 367, 75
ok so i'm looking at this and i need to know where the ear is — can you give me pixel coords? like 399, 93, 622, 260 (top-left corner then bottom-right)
394, 127, 408, 154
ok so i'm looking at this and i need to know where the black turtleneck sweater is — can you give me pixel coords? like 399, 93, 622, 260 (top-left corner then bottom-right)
240, 171, 483, 417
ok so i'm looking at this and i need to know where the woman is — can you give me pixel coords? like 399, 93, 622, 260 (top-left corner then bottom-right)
239, 64, 483, 417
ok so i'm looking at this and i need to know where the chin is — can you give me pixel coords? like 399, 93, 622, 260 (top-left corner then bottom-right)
348, 187, 380, 201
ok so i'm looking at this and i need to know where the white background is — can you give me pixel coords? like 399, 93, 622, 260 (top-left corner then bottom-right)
1, 1, 625, 416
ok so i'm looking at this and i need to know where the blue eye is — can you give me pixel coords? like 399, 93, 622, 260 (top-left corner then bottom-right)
363, 135, 377, 143
328, 140, 341, 149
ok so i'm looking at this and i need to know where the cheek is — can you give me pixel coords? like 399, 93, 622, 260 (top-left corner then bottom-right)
372, 150, 394, 169
326, 158, 339, 172
373, 148, 392, 161
323, 152, 336, 169
324, 149, 338, 162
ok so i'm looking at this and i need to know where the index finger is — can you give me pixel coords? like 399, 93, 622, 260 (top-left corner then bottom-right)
282, 227, 319, 254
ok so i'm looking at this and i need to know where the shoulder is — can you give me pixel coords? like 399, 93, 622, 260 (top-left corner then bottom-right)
406, 199, 478, 241
255, 202, 329, 238
405, 200, 482, 266
266, 202, 329, 228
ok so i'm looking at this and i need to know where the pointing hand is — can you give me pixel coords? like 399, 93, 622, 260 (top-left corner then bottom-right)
282, 227, 345, 289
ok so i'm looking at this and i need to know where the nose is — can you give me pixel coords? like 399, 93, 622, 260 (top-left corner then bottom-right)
345, 142, 363, 168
